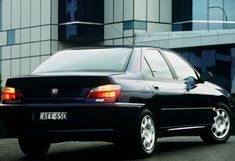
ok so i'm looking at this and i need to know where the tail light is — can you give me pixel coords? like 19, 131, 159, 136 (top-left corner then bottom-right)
2, 87, 24, 101
87, 84, 121, 99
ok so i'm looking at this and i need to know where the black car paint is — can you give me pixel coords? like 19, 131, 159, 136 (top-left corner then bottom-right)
0, 46, 233, 142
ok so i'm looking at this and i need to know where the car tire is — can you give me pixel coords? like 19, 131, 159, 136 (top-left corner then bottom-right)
129, 109, 157, 157
18, 137, 51, 157
200, 104, 232, 144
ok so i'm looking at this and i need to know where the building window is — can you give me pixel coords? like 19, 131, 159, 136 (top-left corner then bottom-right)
175, 46, 232, 92
59, 0, 104, 42
7, 30, 15, 45
66, 0, 78, 22
123, 21, 147, 30
173, 0, 235, 31
124, 21, 134, 30
144, 50, 173, 80
163, 50, 198, 80
59, 0, 104, 23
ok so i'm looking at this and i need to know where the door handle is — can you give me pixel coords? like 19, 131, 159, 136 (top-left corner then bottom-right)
152, 85, 159, 90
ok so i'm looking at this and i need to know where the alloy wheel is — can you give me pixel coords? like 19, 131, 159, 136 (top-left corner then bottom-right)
211, 108, 230, 139
140, 115, 156, 151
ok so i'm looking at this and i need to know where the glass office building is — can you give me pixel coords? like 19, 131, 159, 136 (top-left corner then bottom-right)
173, 0, 235, 31
170, 0, 235, 95
59, 0, 104, 42
0, 0, 59, 85
175, 45, 233, 93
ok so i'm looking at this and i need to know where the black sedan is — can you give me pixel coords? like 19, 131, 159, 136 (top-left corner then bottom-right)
0, 46, 234, 157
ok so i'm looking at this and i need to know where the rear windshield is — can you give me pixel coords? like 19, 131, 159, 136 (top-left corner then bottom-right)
32, 48, 132, 74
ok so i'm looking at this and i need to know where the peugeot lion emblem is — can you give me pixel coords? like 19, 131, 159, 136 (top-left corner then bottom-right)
51, 88, 59, 97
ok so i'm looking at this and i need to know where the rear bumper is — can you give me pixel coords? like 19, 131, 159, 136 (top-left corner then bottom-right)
0, 103, 143, 141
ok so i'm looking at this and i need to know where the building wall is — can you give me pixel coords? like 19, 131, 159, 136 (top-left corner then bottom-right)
58, 0, 104, 42
173, 0, 235, 31
0, 0, 59, 85
104, 0, 172, 45
0, 0, 172, 84
175, 45, 234, 93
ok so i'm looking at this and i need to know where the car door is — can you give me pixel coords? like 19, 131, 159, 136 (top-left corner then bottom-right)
161, 49, 214, 126
141, 48, 189, 128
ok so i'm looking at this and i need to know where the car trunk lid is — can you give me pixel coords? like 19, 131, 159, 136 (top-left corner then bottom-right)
4, 74, 120, 103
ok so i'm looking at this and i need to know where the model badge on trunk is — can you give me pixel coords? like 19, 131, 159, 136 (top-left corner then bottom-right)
51, 88, 59, 97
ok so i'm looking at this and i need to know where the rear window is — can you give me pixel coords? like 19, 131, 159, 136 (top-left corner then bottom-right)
32, 48, 132, 74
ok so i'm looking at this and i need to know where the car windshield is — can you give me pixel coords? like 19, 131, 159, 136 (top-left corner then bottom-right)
32, 48, 132, 74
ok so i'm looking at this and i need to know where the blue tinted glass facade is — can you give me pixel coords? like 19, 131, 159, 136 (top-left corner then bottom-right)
59, 0, 104, 42
172, 0, 192, 22
124, 21, 134, 30
224, 0, 235, 21
173, 0, 235, 31
60, 0, 104, 24
175, 45, 232, 93
7, 30, 15, 45
59, 24, 103, 42
124, 21, 147, 30
193, 0, 208, 20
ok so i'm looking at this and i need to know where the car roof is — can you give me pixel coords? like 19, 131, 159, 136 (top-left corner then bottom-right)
66, 45, 167, 51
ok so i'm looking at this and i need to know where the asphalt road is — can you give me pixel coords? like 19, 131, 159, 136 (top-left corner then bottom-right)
0, 136, 234, 161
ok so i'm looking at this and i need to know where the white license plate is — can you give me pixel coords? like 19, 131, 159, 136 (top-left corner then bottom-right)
40, 112, 67, 120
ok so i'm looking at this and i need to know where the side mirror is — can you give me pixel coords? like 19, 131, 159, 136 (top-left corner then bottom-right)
185, 76, 196, 91
200, 71, 213, 82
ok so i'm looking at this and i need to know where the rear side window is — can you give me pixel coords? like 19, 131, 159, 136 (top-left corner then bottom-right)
142, 58, 154, 79
162, 50, 198, 80
33, 48, 132, 74
144, 49, 173, 80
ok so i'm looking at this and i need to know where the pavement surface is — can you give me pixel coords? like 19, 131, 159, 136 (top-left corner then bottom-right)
0, 136, 234, 161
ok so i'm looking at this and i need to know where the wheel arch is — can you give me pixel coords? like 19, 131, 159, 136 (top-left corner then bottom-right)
212, 95, 233, 115
140, 103, 161, 131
